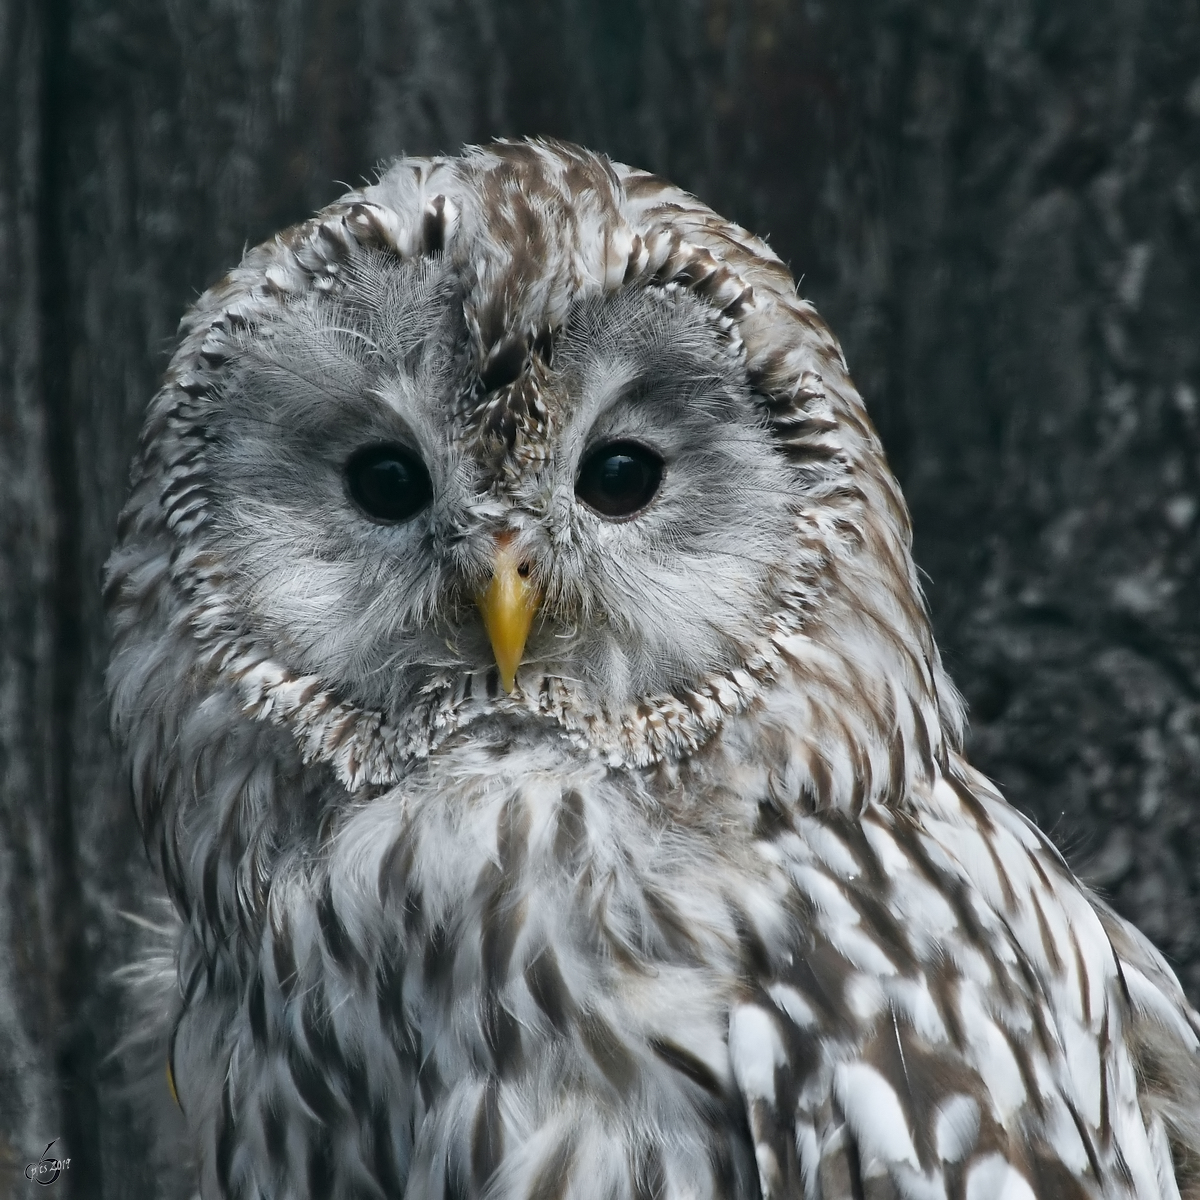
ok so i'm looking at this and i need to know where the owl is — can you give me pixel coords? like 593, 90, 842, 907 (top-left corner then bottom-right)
106, 139, 1200, 1200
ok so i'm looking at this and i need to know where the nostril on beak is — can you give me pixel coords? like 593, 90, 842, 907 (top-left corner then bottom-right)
517, 561, 531, 579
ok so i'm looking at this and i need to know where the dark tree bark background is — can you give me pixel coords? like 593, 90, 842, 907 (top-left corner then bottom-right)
3, 0, 1200, 1194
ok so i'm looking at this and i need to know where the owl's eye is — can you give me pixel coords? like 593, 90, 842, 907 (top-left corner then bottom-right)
345, 444, 433, 523
575, 441, 664, 519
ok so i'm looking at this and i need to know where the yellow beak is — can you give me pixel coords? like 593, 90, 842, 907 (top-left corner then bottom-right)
476, 537, 542, 694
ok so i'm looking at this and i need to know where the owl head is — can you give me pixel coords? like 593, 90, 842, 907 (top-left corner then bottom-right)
106, 139, 961, 806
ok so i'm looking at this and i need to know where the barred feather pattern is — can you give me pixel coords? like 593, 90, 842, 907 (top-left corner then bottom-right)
106, 139, 1200, 1200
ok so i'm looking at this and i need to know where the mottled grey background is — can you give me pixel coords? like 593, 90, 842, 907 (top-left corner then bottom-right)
3, 1, 1200, 1195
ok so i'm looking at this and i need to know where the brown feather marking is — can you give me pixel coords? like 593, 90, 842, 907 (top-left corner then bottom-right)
554, 789, 588, 868
887, 734, 907, 807
808, 747, 835, 811
524, 946, 574, 1034
643, 885, 703, 963
306, 1125, 336, 1200
478, 798, 529, 1073
417, 1051, 441, 1111
1026, 1145, 1094, 1200
648, 1037, 723, 1096
247, 972, 267, 1044
1098, 1010, 1113, 1149
579, 1011, 639, 1094
864, 1012, 1008, 1171
479, 337, 527, 396
1029, 888, 1065, 976
424, 920, 457, 993
215, 1069, 237, 1199
782, 938, 855, 1032
262, 1093, 289, 1178
374, 952, 414, 1055
317, 876, 361, 980
527, 1135, 575, 1200
378, 833, 414, 907
630, 1142, 666, 1200
371, 1101, 405, 1197
287, 1016, 342, 1129
846, 885, 917, 976
817, 1124, 866, 1200
422, 195, 447, 255
271, 907, 298, 999
471, 1077, 504, 1191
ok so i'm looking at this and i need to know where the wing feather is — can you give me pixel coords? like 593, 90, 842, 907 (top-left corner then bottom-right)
731, 763, 1200, 1200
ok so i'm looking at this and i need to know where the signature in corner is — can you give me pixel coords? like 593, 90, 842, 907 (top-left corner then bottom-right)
24, 1140, 71, 1186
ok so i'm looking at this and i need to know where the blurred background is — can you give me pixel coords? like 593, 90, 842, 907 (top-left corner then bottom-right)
3, 0, 1200, 1194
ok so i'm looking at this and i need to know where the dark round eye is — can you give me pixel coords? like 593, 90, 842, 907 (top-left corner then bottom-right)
344, 443, 433, 523
575, 441, 664, 519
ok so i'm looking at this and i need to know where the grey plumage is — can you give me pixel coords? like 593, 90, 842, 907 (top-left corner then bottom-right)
106, 139, 1200, 1200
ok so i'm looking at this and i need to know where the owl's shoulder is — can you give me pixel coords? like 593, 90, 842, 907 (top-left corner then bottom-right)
729, 761, 1200, 1199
